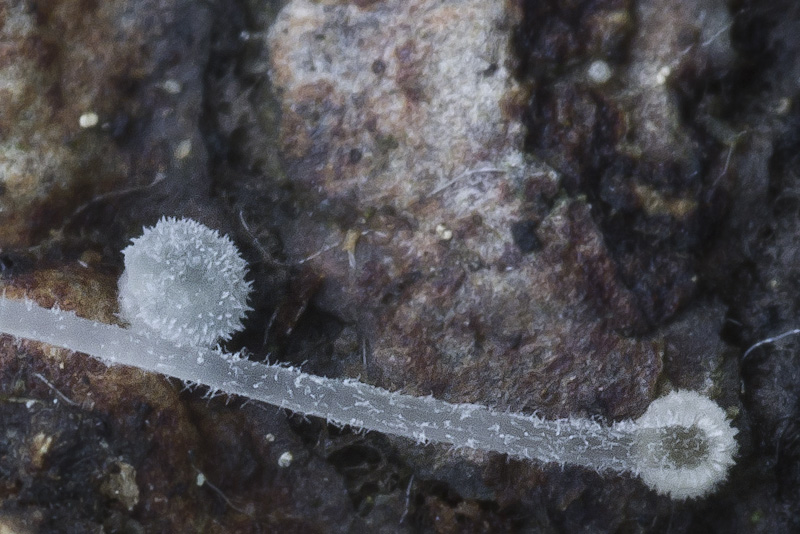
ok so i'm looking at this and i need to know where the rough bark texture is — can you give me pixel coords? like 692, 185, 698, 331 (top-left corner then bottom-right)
0, 0, 797, 532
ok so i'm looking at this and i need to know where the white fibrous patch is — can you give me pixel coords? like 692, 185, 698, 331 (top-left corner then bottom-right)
118, 217, 252, 347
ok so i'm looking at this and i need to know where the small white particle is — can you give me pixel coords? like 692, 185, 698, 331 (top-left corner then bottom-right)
278, 451, 293, 467
655, 66, 671, 85
587, 60, 612, 84
174, 139, 192, 160
162, 79, 182, 94
435, 223, 453, 241
774, 97, 791, 115
79, 112, 99, 128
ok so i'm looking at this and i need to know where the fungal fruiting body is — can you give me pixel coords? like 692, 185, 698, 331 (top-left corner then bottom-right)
118, 217, 252, 347
633, 390, 738, 499
0, 298, 737, 499
0, 219, 738, 499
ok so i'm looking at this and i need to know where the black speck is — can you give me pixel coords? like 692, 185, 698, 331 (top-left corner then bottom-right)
511, 220, 541, 253
371, 59, 386, 75
108, 113, 130, 140
0, 253, 31, 276
349, 148, 363, 164
0, 255, 14, 272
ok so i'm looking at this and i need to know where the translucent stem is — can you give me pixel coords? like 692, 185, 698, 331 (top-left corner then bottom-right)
0, 298, 738, 499
0, 297, 638, 470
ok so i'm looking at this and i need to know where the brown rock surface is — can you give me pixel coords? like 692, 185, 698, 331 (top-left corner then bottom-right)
267, 0, 662, 418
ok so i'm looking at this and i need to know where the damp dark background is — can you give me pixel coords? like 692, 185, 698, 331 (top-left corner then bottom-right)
0, 0, 798, 532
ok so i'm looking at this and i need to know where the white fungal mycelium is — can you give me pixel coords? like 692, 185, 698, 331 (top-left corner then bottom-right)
0, 218, 738, 499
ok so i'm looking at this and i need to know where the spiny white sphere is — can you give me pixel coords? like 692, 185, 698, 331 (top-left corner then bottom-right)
118, 217, 252, 347
633, 390, 738, 499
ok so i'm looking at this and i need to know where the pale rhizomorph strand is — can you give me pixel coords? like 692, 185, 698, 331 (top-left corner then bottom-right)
0, 297, 737, 499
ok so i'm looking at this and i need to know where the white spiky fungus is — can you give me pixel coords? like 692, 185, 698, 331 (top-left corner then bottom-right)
0, 219, 738, 500
117, 217, 252, 347
633, 390, 738, 499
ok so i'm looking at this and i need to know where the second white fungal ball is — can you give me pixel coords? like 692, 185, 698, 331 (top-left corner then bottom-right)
633, 390, 738, 499
118, 217, 252, 347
